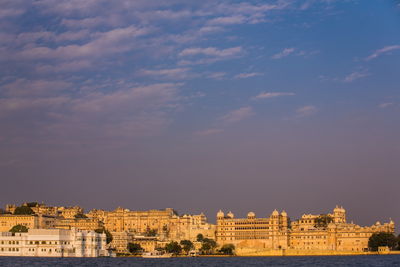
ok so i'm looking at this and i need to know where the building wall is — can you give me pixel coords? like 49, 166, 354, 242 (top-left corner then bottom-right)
54, 218, 103, 231
0, 229, 108, 257
216, 210, 289, 250
216, 207, 395, 252
0, 215, 56, 232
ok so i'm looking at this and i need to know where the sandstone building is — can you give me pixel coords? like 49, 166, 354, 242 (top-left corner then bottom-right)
216, 206, 395, 254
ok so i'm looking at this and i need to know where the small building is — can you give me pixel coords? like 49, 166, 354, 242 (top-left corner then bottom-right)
0, 228, 109, 257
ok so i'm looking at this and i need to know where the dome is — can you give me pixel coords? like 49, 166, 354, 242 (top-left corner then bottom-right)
281, 210, 287, 216
227, 211, 234, 218
272, 209, 279, 216
217, 210, 224, 218
247, 212, 256, 218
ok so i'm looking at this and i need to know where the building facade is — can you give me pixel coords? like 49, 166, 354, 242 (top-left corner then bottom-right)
0, 228, 109, 257
216, 206, 395, 252
0, 214, 56, 232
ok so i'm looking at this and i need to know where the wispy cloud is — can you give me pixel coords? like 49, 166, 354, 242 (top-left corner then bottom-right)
179, 46, 243, 58
138, 68, 192, 80
253, 92, 295, 99
235, 72, 263, 79
378, 102, 394, 109
272, 48, 295, 59
296, 105, 317, 117
344, 70, 369, 83
366, 45, 400, 61
195, 128, 223, 136
219, 106, 254, 124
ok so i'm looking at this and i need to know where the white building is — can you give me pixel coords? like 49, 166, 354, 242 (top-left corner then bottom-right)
0, 228, 109, 257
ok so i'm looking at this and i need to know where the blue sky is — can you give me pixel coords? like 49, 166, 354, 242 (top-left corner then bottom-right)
0, 0, 400, 225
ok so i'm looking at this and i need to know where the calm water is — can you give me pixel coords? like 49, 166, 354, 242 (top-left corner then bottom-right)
0, 255, 400, 266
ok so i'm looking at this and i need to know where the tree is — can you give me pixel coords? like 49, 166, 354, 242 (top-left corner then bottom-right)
165, 241, 182, 255
368, 232, 398, 251
13, 206, 34, 215
95, 228, 113, 244
128, 243, 143, 254
10, 224, 28, 233
219, 244, 235, 255
200, 238, 217, 254
196, 233, 204, 242
398, 234, 400, 250
180, 240, 194, 254
314, 214, 333, 228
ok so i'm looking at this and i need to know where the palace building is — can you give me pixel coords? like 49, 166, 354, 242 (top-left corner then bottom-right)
216, 206, 395, 253
0, 228, 109, 257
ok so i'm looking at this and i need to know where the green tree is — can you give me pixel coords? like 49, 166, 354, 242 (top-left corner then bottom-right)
10, 224, 28, 233
398, 234, 400, 250
13, 206, 34, 215
128, 243, 143, 254
219, 244, 235, 255
95, 228, 113, 244
368, 232, 398, 251
165, 241, 182, 255
314, 214, 333, 228
180, 240, 194, 253
196, 233, 204, 242
200, 238, 217, 254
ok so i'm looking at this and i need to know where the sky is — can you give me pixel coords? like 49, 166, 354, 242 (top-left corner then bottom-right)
0, 0, 399, 226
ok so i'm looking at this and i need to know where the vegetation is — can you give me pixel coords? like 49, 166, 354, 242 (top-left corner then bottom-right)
219, 244, 235, 255
127, 243, 143, 254
200, 238, 217, 254
165, 241, 182, 255
314, 214, 333, 228
180, 240, 194, 254
13, 206, 34, 215
196, 233, 204, 242
9, 224, 28, 233
94, 228, 113, 244
368, 232, 398, 251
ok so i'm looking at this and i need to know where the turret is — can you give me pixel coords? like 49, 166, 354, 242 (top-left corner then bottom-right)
227, 211, 234, 219
247, 212, 256, 219
217, 210, 225, 220
333, 205, 346, 223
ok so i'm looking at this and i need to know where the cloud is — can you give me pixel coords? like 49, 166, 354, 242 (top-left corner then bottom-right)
366, 45, 400, 61
378, 102, 394, 108
272, 48, 295, 59
179, 46, 243, 58
17, 26, 151, 60
138, 68, 192, 80
219, 106, 254, 124
296, 105, 317, 117
178, 46, 244, 65
2, 79, 71, 97
254, 92, 295, 99
235, 72, 263, 79
195, 128, 223, 136
208, 15, 247, 25
344, 70, 369, 83
206, 72, 227, 80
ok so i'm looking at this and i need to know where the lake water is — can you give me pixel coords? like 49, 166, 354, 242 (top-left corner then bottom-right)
0, 255, 399, 266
